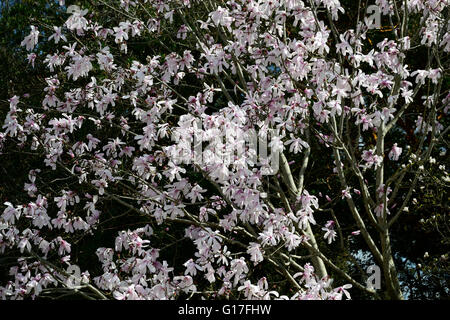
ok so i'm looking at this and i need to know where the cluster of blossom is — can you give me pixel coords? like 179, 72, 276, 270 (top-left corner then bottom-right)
93, 226, 197, 299
0, 0, 448, 300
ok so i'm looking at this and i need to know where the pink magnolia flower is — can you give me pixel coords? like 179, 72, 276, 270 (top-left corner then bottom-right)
48, 26, 67, 44
21, 26, 39, 51
322, 221, 337, 244
27, 53, 37, 68
388, 143, 402, 161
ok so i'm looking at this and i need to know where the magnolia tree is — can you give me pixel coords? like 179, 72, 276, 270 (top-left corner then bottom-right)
0, 0, 448, 300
